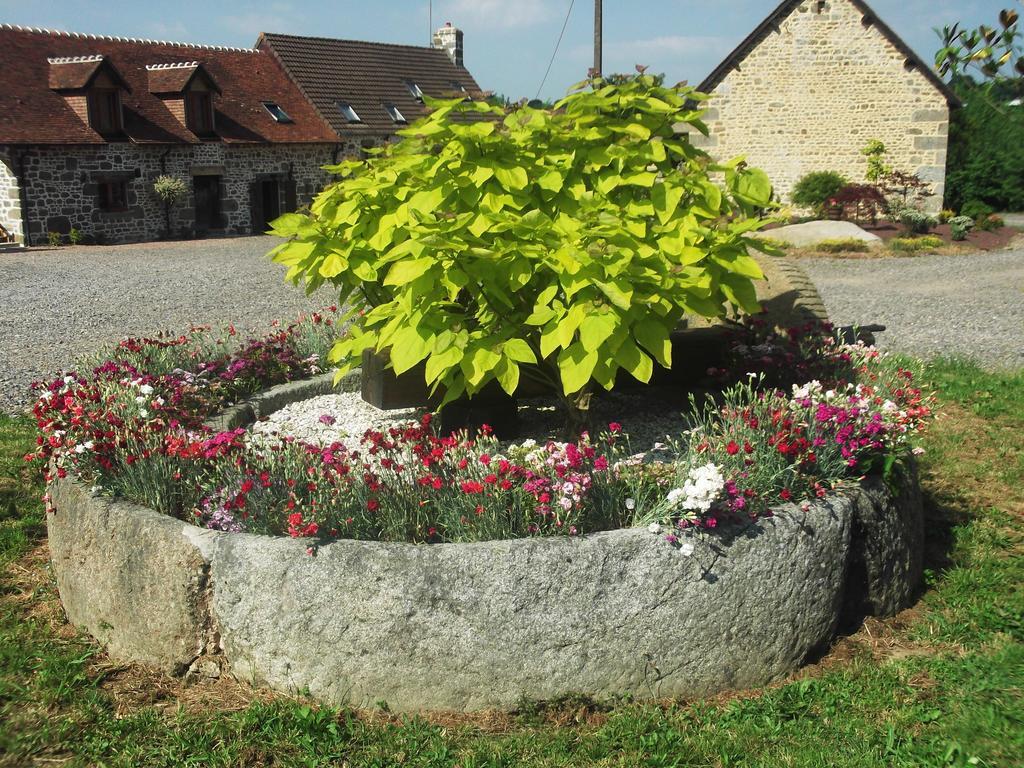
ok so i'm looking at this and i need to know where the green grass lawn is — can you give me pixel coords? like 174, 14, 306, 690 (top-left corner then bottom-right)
1, 359, 1021, 767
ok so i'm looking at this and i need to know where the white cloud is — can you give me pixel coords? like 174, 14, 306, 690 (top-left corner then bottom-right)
437, 0, 559, 29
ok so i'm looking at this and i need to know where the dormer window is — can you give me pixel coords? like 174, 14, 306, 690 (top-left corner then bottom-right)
49, 55, 130, 138
186, 91, 215, 135
88, 88, 123, 136
263, 102, 293, 123
403, 80, 424, 102
147, 62, 220, 137
337, 101, 362, 123
383, 102, 407, 124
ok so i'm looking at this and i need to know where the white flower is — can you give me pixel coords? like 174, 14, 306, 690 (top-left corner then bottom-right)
679, 541, 695, 556
668, 462, 725, 514
625, 498, 636, 510
139, 409, 150, 418
153, 397, 165, 407
138, 384, 154, 395
647, 522, 661, 534
666, 487, 686, 505
63, 375, 75, 386
135, 395, 147, 404
520, 438, 537, 449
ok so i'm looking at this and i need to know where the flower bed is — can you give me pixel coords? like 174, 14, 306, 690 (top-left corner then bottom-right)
30, 313, 930, 548
36, 312, 930, 710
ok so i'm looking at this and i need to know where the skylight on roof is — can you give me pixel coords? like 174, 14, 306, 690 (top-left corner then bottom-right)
403, 80, 424, 102
383, 102, 407, 124
262, 101, 293, 123
337, 101, 362, 123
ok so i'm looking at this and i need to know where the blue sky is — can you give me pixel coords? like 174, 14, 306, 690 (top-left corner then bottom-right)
0, 0, 1013, 100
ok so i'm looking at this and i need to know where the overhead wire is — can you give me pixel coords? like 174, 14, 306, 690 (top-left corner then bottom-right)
535, 0, 576, 100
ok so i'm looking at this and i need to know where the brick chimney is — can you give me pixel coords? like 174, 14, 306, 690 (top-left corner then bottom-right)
432, 22, 463, 67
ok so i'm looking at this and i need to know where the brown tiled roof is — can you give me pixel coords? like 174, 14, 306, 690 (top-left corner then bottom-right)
0, 24, 338, 145
47, 55, 130, 91
147, 62, 221, 95
698, 0, 961, 108
258, 33, 485, 137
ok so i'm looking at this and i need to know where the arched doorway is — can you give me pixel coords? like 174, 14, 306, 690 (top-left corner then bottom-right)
0, 157, 23, 245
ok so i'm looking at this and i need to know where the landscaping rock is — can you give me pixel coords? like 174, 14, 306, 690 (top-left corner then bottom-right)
47, 467, 923, 712
762, 221, 883, 248
47, 479, 215, 675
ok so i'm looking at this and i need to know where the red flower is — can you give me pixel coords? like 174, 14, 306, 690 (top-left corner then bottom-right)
460, 480, 485, 494
367, 499, 379, 511
726, 440, 740, 456
780, 488, 792, 501
608, 422, 622, 433
479, 454, 491, 466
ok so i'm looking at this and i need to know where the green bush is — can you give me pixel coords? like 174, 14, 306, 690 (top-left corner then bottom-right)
270, 75, 775, 433
814, 238, 871, 253
791, 171, 849, 213
46, 231, 62, 247
68, 228, 82, 246
899, 210, 938, 235
945, 83, 1024, 213
961, 200, 995, 220
949, 215, 975, 241
889, 235, 945, 253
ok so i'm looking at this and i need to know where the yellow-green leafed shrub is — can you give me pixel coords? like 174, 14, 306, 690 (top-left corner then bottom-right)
814, 238, 871, 253
268, 74, 775, 432
889, 235, 945, 253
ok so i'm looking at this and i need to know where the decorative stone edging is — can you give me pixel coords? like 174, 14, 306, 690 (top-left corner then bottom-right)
45, 375, 924, 712
203, 370, 361, 432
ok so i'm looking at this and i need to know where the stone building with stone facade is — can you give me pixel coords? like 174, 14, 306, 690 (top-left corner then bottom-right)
0, 23, 480, 245
694, 0, 959, 213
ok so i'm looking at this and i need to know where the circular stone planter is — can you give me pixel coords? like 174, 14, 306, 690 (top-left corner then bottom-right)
46, 376, 924, 712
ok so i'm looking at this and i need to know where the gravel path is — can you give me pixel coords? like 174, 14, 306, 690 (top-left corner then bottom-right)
0, 236, 328, 414
802, 247, 1024, 370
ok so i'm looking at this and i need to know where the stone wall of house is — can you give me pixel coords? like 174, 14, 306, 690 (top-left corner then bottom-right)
0, 156, 23, 243
12, 140, 373, 245
692, 0, 950, 213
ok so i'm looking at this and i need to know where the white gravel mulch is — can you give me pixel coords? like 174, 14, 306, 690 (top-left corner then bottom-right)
252, 387, 695, 452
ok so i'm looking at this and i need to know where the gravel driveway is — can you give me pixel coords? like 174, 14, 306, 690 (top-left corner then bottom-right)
801, 246, 1024, 370
3, 237, 1021, 415
0, 236, 328, 414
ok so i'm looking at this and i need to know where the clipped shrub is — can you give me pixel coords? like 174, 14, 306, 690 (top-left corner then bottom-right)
949, 215, 975, 241
899, 210, 938, 235
270, 75, 775, 435
939, 209, 957, 223
889, 235, 945, 253
791, 170, 849, 214
814, 238, 871, 253
961, 200, 995, 220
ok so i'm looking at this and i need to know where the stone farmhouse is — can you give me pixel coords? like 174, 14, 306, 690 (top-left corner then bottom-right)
694, 0, 960, 212
0, 23, 480, 245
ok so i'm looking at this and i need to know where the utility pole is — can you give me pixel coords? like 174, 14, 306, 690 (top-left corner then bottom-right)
593, 0, 603, 77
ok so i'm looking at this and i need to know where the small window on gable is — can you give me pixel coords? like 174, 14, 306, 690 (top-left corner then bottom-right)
262, 101, 293, 123
98, 179, 128, 212
383, 102, 407, 124
450, 80, 467, 94
88, 89, 123, 136
403, 80, 424, 102
186, 91, 216, 135
337, 101, 362, 123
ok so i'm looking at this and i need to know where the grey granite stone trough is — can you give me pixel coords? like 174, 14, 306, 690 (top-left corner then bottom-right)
46, 375, 924, 712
